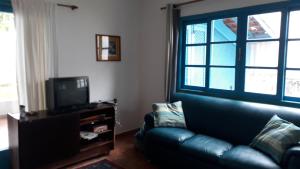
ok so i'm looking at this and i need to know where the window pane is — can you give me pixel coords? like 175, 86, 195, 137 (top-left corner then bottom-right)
0, 12, 18, 115
184, 67, 205, 87
209, 68, 235, 90
186, 23, 207, 44
210, 43, 236, 66
211, 17, 237, 42
185, 46, 206, 65
246, 41, 279, 67
247, 12, 281, 40
286, 41, 300, 68
289, 10, 300, 39
285, 70, 300, 98
245, 69, 277, 95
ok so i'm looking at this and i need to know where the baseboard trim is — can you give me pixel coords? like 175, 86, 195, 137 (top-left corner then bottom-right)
116, 128, 139, 138
0, 114, 7, 119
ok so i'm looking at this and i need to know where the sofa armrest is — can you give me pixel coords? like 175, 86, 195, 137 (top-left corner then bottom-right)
282, 145, 300, 169
144, 112, 155, 132
135, 113, 154, 145
135, 113, 154, 139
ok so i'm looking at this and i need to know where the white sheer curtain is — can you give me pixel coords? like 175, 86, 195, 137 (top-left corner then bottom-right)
12, 0, 58, 111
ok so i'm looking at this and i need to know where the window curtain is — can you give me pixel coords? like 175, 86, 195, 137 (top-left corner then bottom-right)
165, 4, 180, 101
12, 0, 58, 111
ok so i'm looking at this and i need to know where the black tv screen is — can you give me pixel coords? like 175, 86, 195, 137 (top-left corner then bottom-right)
56, 78, 89, 107
46, 77, 90, 111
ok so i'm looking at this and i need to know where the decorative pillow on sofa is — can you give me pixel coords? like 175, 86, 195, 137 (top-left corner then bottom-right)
152, 101, 186, 128
250, 115, 300, 163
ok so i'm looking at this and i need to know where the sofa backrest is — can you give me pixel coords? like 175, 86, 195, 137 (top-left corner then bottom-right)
172, 93, 300, 145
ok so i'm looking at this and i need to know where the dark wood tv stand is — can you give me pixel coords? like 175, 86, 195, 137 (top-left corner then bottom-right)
8, 103, 115, 169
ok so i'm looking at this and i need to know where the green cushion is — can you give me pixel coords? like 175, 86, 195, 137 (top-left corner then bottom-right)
250, 115, 300, 163
152, 101, 186, 128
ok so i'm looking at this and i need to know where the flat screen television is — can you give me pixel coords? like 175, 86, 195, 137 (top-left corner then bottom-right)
46, 76, 90, 112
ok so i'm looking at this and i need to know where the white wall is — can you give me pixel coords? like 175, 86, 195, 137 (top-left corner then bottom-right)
53, 0, 141, 134
52, 0, 288, 134
138, 0, 287, 118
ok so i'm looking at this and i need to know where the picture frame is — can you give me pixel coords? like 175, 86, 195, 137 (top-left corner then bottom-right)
96, 34, 121, 61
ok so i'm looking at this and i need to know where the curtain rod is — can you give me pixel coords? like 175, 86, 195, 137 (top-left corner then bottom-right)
161, 0, 204, 10
57, 3, 78, 10
0, 2, 78, 10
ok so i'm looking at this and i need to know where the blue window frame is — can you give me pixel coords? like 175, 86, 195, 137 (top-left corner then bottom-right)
178, 1, 300, 107
0, 0, 12, 13
283, 9, 300, 102
183, 22, 208, 88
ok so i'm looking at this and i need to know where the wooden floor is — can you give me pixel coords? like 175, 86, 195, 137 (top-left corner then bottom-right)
68, 130, 158, 169
108, 132, 158, 169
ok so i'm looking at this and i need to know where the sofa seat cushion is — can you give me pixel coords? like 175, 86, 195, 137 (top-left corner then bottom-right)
221, 145, 281, 169
179, 134, 233, 163
145, 128, 194, 148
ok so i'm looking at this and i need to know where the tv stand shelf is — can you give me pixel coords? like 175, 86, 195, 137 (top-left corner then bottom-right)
80, 114, 113, 126
79, 104, 115, 154
8, 103, 115, 169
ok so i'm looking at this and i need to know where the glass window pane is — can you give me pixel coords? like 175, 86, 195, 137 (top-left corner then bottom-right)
184, 67, 205, 87
286, 41, 300, 68
211, 17, 237, 42
246, 41, 279, 67
285, 70, 300, 98
210, 43, 236, 66
186, 23, 207, 44
247, 12, 281, 40
0, 12, 19, 116
289, 10, 300, 39
185, 46, 206, 65
245, 68, 277, 95
209, 68, 235, 90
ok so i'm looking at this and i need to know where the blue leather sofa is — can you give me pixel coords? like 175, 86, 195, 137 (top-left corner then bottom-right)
136, 93, 300, 169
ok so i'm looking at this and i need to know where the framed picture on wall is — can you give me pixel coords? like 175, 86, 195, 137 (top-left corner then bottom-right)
96, 34, 121, 61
